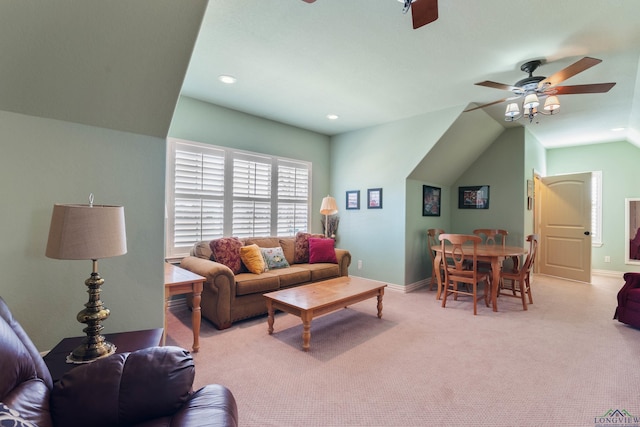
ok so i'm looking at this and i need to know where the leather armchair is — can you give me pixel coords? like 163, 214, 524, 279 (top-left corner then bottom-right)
0, 296, 238, 427
614, 272, 640, 329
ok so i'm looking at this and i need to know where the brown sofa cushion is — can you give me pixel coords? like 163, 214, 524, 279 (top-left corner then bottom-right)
279, 238, 295, 265
210, 237, 244, 274
235, 272, 280, 296
266, 266, 311, 288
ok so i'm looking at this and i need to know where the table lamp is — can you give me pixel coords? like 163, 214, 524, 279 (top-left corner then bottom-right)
320, 195, 338, 238
45, 194, 127, 364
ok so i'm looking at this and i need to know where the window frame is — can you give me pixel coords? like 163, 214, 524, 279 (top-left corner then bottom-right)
165, 138, 312, 259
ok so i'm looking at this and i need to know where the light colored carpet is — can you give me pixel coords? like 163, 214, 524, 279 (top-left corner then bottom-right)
165, 274, 640, 427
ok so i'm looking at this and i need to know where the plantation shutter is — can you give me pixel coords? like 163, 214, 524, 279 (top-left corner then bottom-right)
173, 145, 225, 250
232, 155, 272, 237
277, 161, 309, 236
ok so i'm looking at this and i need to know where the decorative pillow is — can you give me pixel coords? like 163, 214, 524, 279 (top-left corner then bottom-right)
0, 403, 37, 427
209, 237, 244, 274
308, 238, 337, 264
240, 244, 267, 274
261, 247, 291, 270
294, 232, 325, 263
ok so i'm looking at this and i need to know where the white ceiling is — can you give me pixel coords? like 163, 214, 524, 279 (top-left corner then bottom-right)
181, 0, 640, 149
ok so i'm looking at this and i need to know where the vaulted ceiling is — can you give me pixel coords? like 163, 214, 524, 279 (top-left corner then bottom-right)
182, 0, 640, 148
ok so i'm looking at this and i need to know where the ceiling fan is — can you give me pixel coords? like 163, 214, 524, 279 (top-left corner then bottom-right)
464, 57, 616, 121
301, 0, 438, 29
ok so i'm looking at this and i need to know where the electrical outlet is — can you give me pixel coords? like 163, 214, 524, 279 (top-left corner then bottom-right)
604, 256, 611, 263
357, 260, 363, 270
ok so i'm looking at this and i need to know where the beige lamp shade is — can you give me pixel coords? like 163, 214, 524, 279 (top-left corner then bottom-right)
46, 204, 127, 260
320, 196, 338, 215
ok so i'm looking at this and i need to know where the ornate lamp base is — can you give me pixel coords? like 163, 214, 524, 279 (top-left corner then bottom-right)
66, 262, 117, 364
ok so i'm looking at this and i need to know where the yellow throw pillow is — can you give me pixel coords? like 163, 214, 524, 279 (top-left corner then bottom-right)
240, 244, 267, 274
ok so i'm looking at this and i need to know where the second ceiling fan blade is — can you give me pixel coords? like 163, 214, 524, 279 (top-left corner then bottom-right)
475, 80, 521, 92
551, 83, 616, 95
538, 57, 602, 88
412, 0, 438, 29
463, 96, 521, 112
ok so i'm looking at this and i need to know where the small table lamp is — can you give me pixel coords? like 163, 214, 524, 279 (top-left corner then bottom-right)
320, 195, 338, 238
46, 194, 127, 364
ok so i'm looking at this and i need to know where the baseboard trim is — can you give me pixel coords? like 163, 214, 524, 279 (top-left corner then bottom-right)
592, 269, 625, 278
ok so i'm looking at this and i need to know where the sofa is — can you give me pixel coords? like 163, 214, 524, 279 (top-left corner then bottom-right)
0, 296, 238, 427
180, 233, 351, 329
614, 272, 640, 329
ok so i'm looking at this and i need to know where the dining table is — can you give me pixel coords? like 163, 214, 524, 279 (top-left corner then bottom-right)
433, 243, 527, 312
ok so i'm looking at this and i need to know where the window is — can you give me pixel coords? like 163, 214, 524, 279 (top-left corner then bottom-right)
166, 139, 311, 258
591, 171, 602, 246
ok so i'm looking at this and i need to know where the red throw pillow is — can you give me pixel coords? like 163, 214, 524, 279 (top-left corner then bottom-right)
294, 232, 324, 263
209, 237, 243, 274
308, 238, 337, 264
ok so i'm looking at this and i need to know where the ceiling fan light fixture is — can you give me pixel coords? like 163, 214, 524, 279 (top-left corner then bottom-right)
523, 93, 539, 109
543, 95, 560, 112
504, 103, 520, 121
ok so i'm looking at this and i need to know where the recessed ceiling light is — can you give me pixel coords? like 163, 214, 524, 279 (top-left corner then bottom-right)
218, 75, 237, 84
611, 127, 625, 132
326, 114, 339, 120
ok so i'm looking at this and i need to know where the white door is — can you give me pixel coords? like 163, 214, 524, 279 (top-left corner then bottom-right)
540, 173, 592, 282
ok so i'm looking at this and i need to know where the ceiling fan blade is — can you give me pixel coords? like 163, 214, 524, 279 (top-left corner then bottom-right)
412, 0, 438, 29
475, 80, 521, 92
550, 83, 616, 95
537, 57, 602, 88
463, 97, 517, 112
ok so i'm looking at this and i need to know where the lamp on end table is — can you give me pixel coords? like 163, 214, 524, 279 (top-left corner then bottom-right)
45, 193, 127, 364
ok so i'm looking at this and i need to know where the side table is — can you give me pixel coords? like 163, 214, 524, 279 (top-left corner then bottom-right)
164, 262, 205, 352
43, 328, 164, 382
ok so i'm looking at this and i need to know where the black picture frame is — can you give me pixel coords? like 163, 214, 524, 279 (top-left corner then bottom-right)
346, 190, 360, 210
367, 188, 383, 209
422, 185, 441, 216
458, 185, 490, 209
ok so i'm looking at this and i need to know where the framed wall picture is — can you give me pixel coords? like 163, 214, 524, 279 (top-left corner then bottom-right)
346, 190, 360, 210
458, 185, 490, 209
367, 188, 383, 209
422, 185, 441, 216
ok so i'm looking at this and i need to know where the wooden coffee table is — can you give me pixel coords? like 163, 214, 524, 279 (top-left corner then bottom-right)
263, 276, 387, 351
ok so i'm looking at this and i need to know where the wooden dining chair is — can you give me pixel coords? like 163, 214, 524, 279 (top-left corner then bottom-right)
439, 234, 491, 315
473, 229, 508, 247
427, 228, 445, 291
499, 234, 539, 310
472, 228, 509, 275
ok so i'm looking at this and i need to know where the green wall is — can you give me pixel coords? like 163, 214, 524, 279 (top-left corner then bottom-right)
168, 96, 332, 235
547, 140, 640, 273
451, 128, 529, 246
0, 110, 165, 351
331, 106, 462, 286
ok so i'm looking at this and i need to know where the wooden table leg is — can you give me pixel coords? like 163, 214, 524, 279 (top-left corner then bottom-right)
301, 311, 312, 352
490, 257, 502, 312
376, 289, 384, 318
267, 300, 275, 335
191, 282, 202, 352
435, 252, 443, 300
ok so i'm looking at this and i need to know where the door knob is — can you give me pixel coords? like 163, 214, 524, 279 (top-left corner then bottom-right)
584, 231, 591, 236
